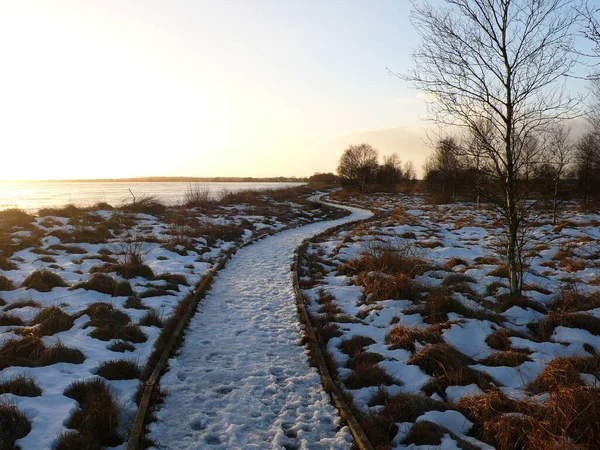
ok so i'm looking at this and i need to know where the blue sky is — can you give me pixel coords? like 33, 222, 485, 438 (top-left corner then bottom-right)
0, 0, 592, 179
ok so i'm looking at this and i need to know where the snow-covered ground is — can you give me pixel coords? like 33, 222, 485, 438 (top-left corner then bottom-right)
302, 192, 600, 449
148, 200, 372, 449
0, 192, 345, 449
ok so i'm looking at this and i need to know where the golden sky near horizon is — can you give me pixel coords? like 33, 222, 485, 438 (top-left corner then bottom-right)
0, 1, 452, 181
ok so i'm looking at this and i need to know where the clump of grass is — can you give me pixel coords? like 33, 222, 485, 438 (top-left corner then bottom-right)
71, 273, 119, 295
550, 289, 600, 312
386, 324, 446, 352
0, 375, 42, 397
528, 356, 600, 394
21, 269, 68, 292
4, 299, 41, 311
139, 287, 174, 298
479, 351, 531, 367
338, 335, 376, 356
48, 244, 87, 254
95, 359, 141, 380
108, 340, 135, 353
82, 302, 130, 328
138, 309, 163, 328
346, 352, 385, 370
0, 313, 24, 326
0, 402, 31, 447
89, 324, 147, 343
123, 296, 147, 310
62, 378, 123, 447
157, 272, 189, 286
444, 257, 468, 269
120, 194, 166, 215
30, 306, 74, 336
534, 312, 600, 340
38, 204, 82, 218
410, 288, 499, 324
487, 264, 509, 278
0, 208, 35, 227
484, 280, 509, 297
485, 328, 533, 351
422, 367, 495, 399
495, 294, 547, 313
403, 421, 479, 449
0, 256, 18, 271
0, 275, 15, 291
0, 337, 85, 370
442, 273, 476, 286
344, 362, 397, 389
408, 343, 474, 377
359, 272, 422, 302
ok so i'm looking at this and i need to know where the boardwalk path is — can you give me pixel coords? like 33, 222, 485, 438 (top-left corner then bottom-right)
149, 199, 372, 449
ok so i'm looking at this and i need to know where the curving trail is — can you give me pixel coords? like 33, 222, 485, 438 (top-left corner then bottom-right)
149, 198, 372, 449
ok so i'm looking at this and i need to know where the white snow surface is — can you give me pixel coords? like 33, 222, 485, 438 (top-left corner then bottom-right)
149, 200, 372, 449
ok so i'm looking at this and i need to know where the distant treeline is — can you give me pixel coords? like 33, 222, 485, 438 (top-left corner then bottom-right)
44, 176, 309, 183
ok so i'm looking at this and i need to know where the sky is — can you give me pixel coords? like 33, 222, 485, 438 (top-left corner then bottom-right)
0, 0, 594, 180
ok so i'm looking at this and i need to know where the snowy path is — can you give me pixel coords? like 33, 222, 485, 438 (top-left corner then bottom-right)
149, 199, 372, 449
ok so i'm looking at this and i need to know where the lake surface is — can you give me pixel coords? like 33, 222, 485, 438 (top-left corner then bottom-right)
0, 181, 305, 211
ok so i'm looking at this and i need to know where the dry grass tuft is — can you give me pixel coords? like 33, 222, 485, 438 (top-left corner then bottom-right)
346, 352, 385, 370
422, 367, 495, 398
0, 375, 42, 397
386, 323, 446, 352
338, 335, 376, 356
4, 299, 41, 311
358, 272, 422, 303
0, 275, 15, 292
30, 306, 74, 336
138, 309, 163, 328
0, 313, 24, 326
21, 269, 68, 292
89, 324, 147, 343
528, 356, 600, 394
551, 290, 600, 312
479, 351, 531, 367
0, 402, 31, 448
534, 312, 600, 340
410, 288, 499, 324
71, 273, 119, 295
63, 377, 123, 447
95, 359, 141, 380
403, 421, 479, 449
82, 302, 130, 328
0, 336, 85, 370
344, 362, 397, 389
408, 343, 474, 377
0, 208, 35, 227
107, 340, 135, 353
0, 256, 18, 271
495, 294, 547, 313
485, 328, 533, 351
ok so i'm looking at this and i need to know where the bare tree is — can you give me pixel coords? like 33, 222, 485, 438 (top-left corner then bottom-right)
546, 124, 574, 224
424, 136, 462, 200
404, 0, 582, 295
337, 143, 379, 193
575, 129, 600, 206
380, 153, 404, 186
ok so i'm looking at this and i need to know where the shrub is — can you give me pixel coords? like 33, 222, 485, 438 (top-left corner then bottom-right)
0, 402, 31, 448
95, 359, 141, 380
31, 306, 74, 336
21, 269, 68, 292
0, 375, 42, 397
